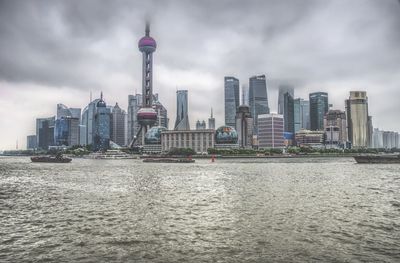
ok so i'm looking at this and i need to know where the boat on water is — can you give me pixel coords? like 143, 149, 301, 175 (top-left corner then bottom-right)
143, 158, 195, 163
31, 154, 72, 163
354, 154, 400, 164
84, 150, 137, 160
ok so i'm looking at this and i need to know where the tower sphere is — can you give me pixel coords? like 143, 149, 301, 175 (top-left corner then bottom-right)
138, 36, 156, 53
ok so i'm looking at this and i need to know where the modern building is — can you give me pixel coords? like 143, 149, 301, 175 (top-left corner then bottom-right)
278, 85, 294, 115
80, 98, 101, 146
36, 117, 55, 150
196, 120, 206, 130
371, 128, 384, 149
235, 105, 253, 148
110, 103, 126, 147
153, 94, 169, 129
324, 110, 347, 148
214, 125, 239, 149
224, 76, 240, 128
293, 98, 310, 132
161, 129, 215, 154
54, 116, 80, 147
295, 130, 325, 148
208, 108, 215, 130
258, 114, 284, 149
127, 94, 142, 145
174, 90, 190, 130
249, 75, 269, 134
309, 92, 328, 131
93, 93, 111, 151
345, 91, 370, 148
57, 104, 81, 119
283, 92, 295, 134
137, 22, 158, 144
27, 135, 37, 150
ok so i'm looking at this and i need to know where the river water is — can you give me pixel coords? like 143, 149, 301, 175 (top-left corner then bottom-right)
1, 156, 399, 262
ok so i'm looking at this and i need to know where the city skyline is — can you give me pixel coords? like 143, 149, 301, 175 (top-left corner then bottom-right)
1, 0, 400, 149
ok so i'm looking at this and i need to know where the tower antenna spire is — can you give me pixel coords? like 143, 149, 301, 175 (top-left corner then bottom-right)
145, 21, 150, 36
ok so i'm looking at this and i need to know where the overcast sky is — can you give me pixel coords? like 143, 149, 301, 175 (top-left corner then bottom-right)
0, 0, 399, 150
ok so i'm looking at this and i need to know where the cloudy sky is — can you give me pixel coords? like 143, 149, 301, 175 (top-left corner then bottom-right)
0, 0, 399, 150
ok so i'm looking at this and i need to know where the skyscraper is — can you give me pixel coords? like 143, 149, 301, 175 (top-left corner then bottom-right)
137, 22, 158, 144
27, 135, 37, 150
235, 105, 253, 148
54, 117, 80, 147
309, 92, 328, 131
110, 103, 126, 147
324, 109, 347, 148
80, 98, 100, 146
174, 90, 190, 130
208, 108, 215, 130
153, 94, 169, 129
57, 104, 81, 119
93, 93, 111, 151
258, 114, 284, 148
249, 75, 269, 134
293, 98, 310, 132
346, 91, 370, 148
278, 85, 294, 115
127, 94, 142, 145
36, 116, 55, 150
224, 76, 240, 128
283, 92, 295, 134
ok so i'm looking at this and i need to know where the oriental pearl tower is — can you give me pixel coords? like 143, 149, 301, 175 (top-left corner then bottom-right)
136, 22, 158, 145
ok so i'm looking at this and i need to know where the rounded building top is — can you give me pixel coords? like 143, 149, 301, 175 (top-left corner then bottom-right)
138, 36, 157, 49
215, 126, 238, 144
144, 126, 167, 145
97, 92, 106, 107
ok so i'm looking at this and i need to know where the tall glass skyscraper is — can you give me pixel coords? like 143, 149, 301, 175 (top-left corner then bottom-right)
345, 91, 370, 148
309, 92, 329, 131
208, 108, 215, 130
93, 93, 111, 151
224, 76, 240, 128
80, 98, 100, 146
249, 75, 269, 134
283, 92, 295, 134
174, 90, 190, 130
294, 98, 310, 132
110, 103, 126, 147
278, 85, 294, 115
36, 117, 55, 150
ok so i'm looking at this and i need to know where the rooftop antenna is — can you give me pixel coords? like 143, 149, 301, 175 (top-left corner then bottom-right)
90, 91, 92, 103
16, 139, 18, 150
145, 20, 150, 36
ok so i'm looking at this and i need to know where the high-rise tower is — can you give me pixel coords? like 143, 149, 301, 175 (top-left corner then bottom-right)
137, 22, 157, 144
224, 76, 240, 128
174, 90, 190, 130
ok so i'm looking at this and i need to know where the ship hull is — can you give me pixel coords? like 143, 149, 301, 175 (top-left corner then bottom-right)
354, 155, 400, 164
31, 157, 72, 163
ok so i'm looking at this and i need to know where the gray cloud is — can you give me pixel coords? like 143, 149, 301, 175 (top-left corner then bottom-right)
0, 0, 399, 149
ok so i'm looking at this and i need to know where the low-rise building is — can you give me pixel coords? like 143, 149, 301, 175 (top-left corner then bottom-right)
295, 129, 325, 148
161, 129, 215, 154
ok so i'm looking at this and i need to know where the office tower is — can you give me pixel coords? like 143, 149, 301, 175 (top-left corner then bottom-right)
258, 114, 284, 148
372, 128, 384, 148
224, 76, 240, 127
57, 104, 81, 119
54, 117, 80, 147
324, 110, 347, 148
249, 75, 269, 134
278, 85, 294, 115
36, 117, 55, 150
283, 92, 295, 134
27, 135, 37, 150
345, 91, 370, 148
309, 92, 328, 131
235, 105, 253, 148
137, 22, 158, 144
153, 94, 169, 129
208, 108, 215, 130
241, 85, 249, 105
93, 93, 111, 151
293, 99, 310, 132
80, 98, 101, 146
174, 90, 190, 130
110, 103, 126, 147
127, 94, 142, 145
196, 120, 206, 130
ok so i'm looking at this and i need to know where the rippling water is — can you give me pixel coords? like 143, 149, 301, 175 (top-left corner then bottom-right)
1, 156, 400, 262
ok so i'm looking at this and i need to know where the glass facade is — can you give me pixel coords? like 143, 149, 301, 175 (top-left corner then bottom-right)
309, 92, 328, 131
249, 75, 269, 135
224, 76, 240, 128
174, 90, 190, 130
